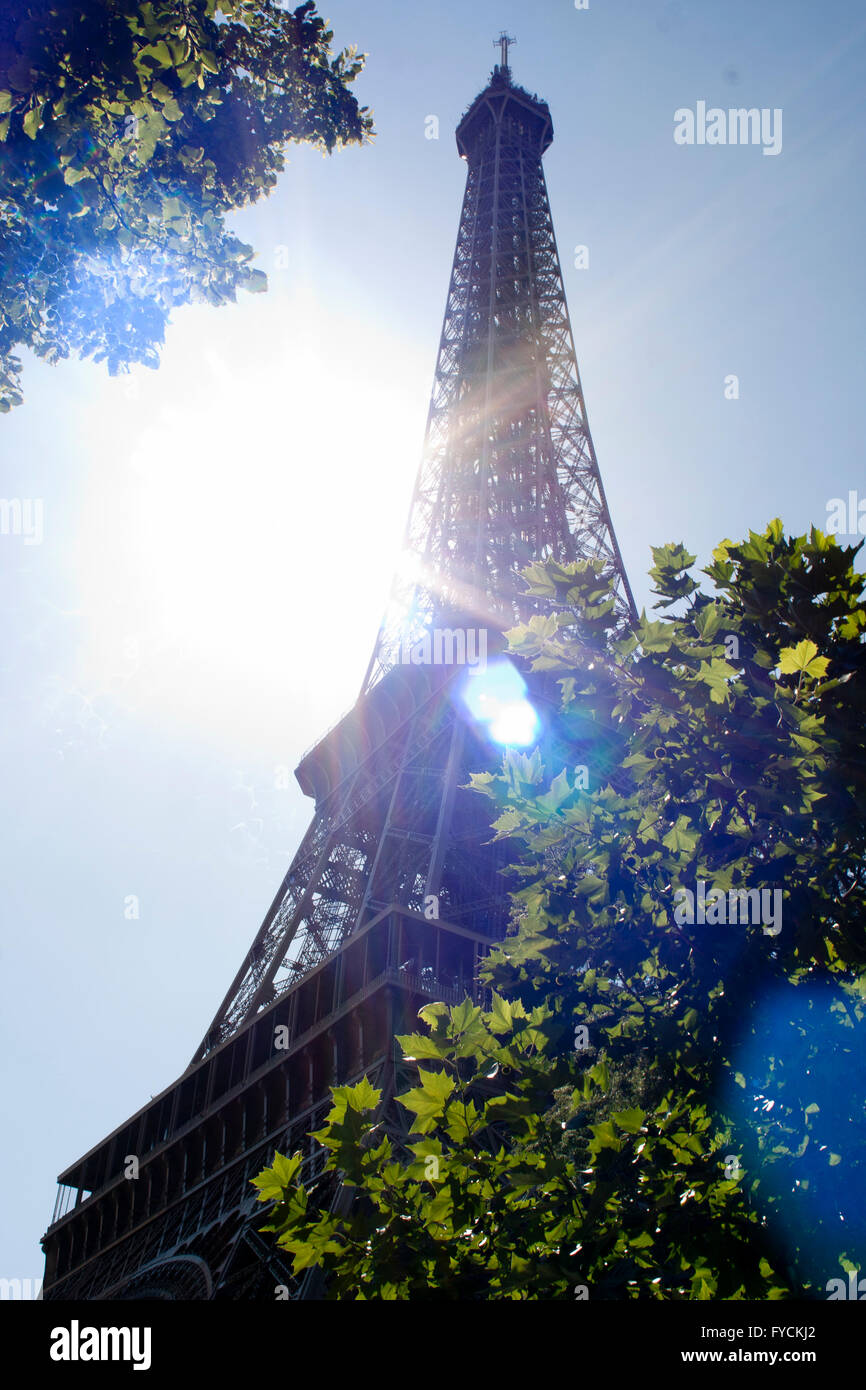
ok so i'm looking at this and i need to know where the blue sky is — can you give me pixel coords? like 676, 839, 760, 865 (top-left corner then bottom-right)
1, 0, 865, 1284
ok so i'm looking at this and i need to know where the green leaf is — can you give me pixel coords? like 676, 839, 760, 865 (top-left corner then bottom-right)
250, 1150, 303, 1202
638, 617, 674, 652
574, 874, 606, 898
423, 1188, 454, 1228
419, 1068, 457, 1104
23, 105, 43, 139
612, 1107, 646, 1134
585, 1058, 609, 1092
418, 1001, 449, 1029
344, 1076, 381, 1112
694, 602, 725, 641
636, 808, 662, 843
445, 1099, 483, 1141
589, 1121, 622, 1151
145, 40, 173, 68
630, 1231, 654, 1250
696, 658, 736, 704
488, 992, 514, 1033
396, 1031, 450, 1060
399, 1068, 456, 1132
662, 819, 699, 854
778, 640, 829, 679
537, 767, 573, 814
492, 808, 522, 838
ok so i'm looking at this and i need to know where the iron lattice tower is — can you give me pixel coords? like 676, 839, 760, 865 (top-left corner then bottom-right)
41, 58, 634, 1301
364, 61, 633, 693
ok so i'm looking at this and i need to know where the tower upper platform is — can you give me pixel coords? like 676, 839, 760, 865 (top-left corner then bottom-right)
456, 65, 553, 163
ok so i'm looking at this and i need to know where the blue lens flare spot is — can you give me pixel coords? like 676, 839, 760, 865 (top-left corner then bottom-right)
722, 978, 866, 1288
458, 658, 540, 746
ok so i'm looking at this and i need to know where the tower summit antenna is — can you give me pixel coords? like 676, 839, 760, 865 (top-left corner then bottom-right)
494, 30, 516, 75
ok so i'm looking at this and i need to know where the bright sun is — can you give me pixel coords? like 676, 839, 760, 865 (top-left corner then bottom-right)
70, 288, 423, 756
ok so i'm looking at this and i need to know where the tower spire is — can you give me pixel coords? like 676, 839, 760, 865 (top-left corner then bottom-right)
494, 30, 516, 77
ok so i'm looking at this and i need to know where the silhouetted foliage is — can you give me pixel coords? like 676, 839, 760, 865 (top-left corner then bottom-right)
255, 523, 866, 1299
0, 0, 372, 408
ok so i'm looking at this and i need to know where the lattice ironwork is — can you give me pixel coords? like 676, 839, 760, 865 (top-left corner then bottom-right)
193, 63, 634, 1061
42, 57, 635, 1303
362, 65, 635, 695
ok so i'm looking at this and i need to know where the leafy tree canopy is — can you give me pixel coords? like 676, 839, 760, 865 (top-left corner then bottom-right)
254, 523, 866, 1300
0, 0, 372, 409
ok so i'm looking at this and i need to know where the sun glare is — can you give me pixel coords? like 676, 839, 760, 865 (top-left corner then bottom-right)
70, 289, 422, 755
458, 658, 541, 747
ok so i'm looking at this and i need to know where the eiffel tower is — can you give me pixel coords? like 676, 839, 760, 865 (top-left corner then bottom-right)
41, 44, 635, 1301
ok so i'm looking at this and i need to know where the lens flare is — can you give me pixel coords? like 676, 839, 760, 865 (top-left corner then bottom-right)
722, 978, 866, 1289
458, 657, 540, 746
